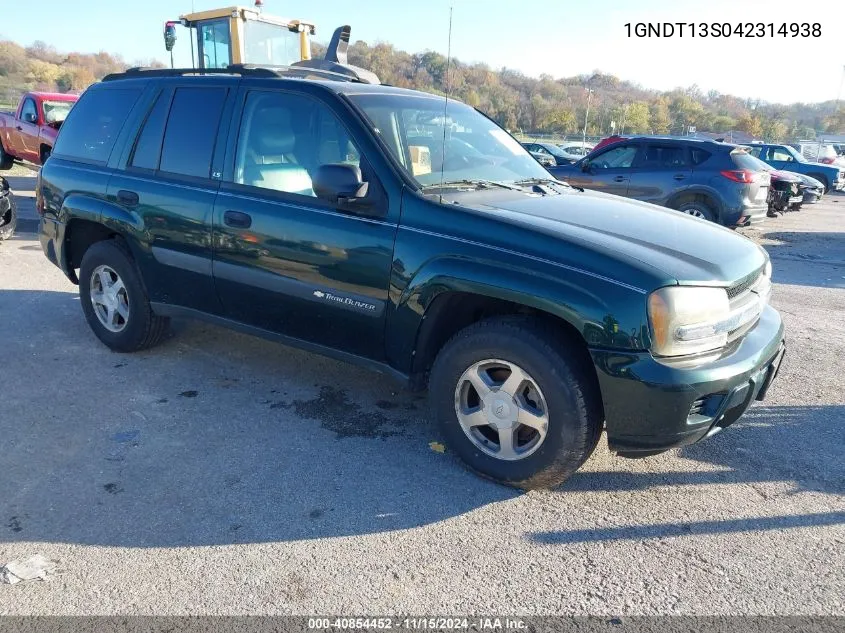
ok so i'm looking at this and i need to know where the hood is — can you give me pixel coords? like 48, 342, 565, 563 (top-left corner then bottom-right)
769, 169, 801, 183
447, 188, 766, 287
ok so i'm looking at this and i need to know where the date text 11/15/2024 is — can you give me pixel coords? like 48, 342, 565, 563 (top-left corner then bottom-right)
625, 22, 821, 38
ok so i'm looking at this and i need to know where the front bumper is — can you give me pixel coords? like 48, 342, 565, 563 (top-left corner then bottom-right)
591, 305, 785, 455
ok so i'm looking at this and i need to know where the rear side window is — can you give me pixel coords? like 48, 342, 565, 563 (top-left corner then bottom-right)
689, 148, 712, 165
159, 87, 227, 179
130, 91, 172, 171
642, 144, 687, 168
53, 88, 141, 164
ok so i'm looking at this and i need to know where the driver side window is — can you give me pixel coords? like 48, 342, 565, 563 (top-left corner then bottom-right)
21, 98, 37, 123
770, 148, 792, 162
233, 91, 362, 198
591, 144, 638, 169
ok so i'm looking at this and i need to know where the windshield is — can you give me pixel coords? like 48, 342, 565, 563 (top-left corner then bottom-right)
348, 94, 549, 187
42, 100, 73, 124
783, 145, 807, 163
242, 20, 302, 67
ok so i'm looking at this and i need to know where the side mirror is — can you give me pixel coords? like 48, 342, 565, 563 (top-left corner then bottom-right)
580, 160, 591, 173
23, 112, 37, 124
164, 22, 178, 52
313, 164, 369, 206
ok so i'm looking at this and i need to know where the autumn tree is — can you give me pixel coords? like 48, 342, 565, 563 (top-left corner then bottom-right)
650, 99, 671, 134
625, 101, 650, 133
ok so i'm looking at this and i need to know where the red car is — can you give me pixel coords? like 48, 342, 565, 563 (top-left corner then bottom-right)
591, 134, 629, 153
0, 92, 78, 168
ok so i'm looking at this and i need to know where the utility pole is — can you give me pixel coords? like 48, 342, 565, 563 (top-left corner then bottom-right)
583, 88, 594, 146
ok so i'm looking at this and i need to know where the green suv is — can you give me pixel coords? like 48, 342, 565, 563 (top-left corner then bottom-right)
37, 66, 785, 488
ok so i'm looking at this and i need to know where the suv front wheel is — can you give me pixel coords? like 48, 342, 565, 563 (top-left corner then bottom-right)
79, 239, 170, 352
429, 317, 602, 489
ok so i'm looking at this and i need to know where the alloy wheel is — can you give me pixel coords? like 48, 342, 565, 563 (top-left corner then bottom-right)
90, 265, 130, 333
454, 359, 550, 461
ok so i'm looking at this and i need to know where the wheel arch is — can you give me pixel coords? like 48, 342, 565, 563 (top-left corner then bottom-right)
666, 187, 722, 216
390, 256, 647, 394
62, 197, 142, 283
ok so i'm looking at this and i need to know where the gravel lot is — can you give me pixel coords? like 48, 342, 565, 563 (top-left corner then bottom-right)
0, 174, 843, 615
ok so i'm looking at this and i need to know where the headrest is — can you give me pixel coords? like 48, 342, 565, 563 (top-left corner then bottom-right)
250, 107, 296, 155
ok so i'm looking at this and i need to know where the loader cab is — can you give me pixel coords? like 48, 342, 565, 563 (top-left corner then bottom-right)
164, 4, 315, 69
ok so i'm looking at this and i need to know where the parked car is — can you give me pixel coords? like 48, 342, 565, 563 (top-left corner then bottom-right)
0, 176, 16, 240
797, 173, 825, 203
37, 66, 785, 489
525, 149, 556, 168
557, 141, 594, 161
549, 136, 771, 226
592, 134, 628, 152
744, 143, 844, 192
0, 92, 78, 168
767, 170, 804, 215
520, 141, 576, 166
740, 153, 805, 215
792, 141, 841, 166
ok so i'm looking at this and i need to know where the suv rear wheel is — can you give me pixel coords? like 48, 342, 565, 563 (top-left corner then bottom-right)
429, 317, 602, 489
677, 201, 715, 222
79, 239, 170, 352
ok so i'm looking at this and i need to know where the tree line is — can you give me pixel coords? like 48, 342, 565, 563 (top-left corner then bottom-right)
2, 36, 842, 139
325, 40, 844, 140
0, 39, 163, 105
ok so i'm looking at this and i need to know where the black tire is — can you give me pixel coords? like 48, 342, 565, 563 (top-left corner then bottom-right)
676, 200, 716, 222
40, 145, 51, 165
0, 142, 13, 171
78, 239, 170, 352
807, 173, 829, 194
0, 195, 16, 240
429, 317, 603, 490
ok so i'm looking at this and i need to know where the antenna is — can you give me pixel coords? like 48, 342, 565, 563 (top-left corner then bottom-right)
438, 6, 453, 199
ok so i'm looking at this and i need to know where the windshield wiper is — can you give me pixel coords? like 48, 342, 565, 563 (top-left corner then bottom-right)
422, 179, 524, 191
513, 177, 584, 192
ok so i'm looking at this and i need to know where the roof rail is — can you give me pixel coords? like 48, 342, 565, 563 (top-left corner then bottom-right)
102, 66, 282, 81
102, 63, 377, 84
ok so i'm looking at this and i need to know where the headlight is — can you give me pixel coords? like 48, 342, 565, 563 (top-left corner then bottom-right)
648, 286, 730, 357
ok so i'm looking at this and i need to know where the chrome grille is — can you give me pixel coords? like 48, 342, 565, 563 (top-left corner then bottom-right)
726, 268, 763, 300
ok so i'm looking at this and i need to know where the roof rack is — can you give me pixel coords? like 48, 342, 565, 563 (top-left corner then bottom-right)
102, 66, 281, 81
102, 61, 378, 85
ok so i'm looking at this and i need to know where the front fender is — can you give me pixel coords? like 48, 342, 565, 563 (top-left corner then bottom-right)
386, 254, 649, 374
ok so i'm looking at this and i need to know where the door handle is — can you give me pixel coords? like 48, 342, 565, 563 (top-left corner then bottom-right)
613, 176, 628, 182
673, 174, 687, 181
116, 190, 139, 207
224, 210, 252, 229
15, 126, 23, 131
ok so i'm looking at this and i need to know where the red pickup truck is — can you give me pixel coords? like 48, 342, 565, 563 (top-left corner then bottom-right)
0, 92, 78, 169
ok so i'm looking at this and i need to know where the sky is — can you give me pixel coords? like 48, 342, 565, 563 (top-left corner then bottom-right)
2, 0, 844, 104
